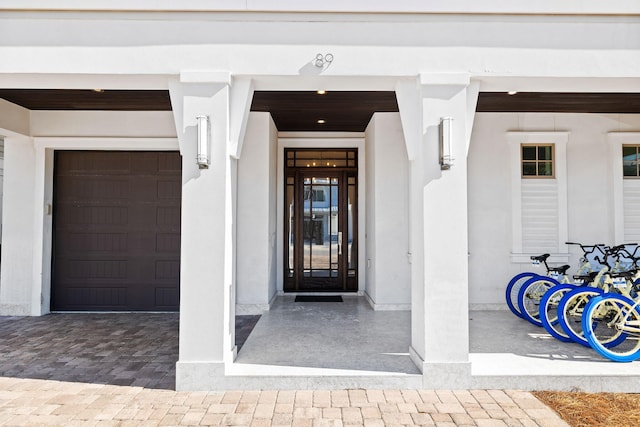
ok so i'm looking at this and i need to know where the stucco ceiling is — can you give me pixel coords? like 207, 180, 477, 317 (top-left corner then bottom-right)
0, 89, 638, 132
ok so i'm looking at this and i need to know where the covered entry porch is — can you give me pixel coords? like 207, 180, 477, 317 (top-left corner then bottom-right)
228, 299, 640, 392
172, 74, 475, 390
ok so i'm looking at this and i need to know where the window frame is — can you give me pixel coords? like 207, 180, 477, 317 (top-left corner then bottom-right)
622, 144, 640, 179
521, 143, 555, 179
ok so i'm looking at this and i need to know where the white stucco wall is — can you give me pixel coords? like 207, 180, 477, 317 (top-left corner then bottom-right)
0, 134, 35, 315
1, 10, 638, 96
3, 1, 638, 14
267, 115, 278, 301
236, 112, 278, 312
468, 112, 640, 308
364, 113, 411, 309
30, 111, 177, 138
0, 99, 30, 136
364, 117, 377, 301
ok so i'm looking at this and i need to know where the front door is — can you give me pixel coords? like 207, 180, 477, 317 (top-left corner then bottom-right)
284, 149, 358, 292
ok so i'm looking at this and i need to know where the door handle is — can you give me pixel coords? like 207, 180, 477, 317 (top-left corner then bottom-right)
338, 232, 342, 255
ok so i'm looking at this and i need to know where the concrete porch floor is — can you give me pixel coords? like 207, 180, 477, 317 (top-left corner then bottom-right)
229, 296, 640, 392
227, 295, 423, 389
470, 310, 640, 392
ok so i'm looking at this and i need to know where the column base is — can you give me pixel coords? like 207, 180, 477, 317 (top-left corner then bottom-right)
0, 303, 32, 316
422, 361, 472, 389
409, 347, 472, 389
175, 361, 226, 391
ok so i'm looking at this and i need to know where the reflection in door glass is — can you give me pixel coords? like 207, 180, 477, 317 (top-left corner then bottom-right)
286, 180, 294, 278
302, 177, 338, 279
312, 182, 330, 271
348, 177, 356, 275
330, 178, 339, 277
303, 182, 311, 274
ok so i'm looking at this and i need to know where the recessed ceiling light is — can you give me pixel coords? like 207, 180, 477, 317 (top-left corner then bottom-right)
316, 90, 327, 95
317, 119, 326, 124
507, 91, 518, 95
93, 88, 104, 93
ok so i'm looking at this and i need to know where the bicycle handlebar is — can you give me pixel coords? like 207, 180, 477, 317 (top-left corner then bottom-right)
565, 241, 605, 246
565, 241, 608, 256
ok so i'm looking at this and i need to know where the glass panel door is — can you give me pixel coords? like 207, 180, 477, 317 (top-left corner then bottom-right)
283, 149, 357, 292
301, 176, 340, 289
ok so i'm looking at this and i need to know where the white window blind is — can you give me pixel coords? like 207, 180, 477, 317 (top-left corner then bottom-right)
521, 179, 559, 253
508, 131, 569, 262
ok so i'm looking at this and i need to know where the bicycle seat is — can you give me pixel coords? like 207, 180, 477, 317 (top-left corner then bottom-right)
573, 271, 598, 281
530, 254, 550, 262
611, 270, 637, 280
549, 265, 570, 275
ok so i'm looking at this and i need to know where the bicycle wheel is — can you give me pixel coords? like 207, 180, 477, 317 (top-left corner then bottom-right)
558, 287, 604, 346
517, 276, 561, 327
539, 284, 575, 342
506, 272, 539, 319
583, 294, 640, 362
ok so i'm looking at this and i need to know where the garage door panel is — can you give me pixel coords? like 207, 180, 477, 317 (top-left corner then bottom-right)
57, 286, 129, 309
157, 206, 180, 227
54, 176, 130, 201
158, 179, 181, 199
131, 152, 163, 174
52, 151, 181, 312
158, 152, 182, 172
55, 231, 129, 253
57, 151, 133, 174
54, 284, 179, 311
155, 287, 180, 308
129, 177, 159, 202
55, 205, 129, 226
156, 233, 180, 253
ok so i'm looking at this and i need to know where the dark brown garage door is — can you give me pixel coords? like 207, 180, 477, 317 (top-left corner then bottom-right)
52, 151, 182, 311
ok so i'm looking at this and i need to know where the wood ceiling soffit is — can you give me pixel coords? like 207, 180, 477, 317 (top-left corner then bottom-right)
477, 92, 640, 114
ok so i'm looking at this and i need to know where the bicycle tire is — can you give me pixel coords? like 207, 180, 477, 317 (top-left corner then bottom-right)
517, 276, 561, 327
583, 293, 640, 362
539, 283, 575, 342
506, 272, 539, 319
558, 287, 604, 346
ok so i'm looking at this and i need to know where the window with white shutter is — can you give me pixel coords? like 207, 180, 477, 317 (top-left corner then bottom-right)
508, 132, 569, 263
610, 135, 640, 243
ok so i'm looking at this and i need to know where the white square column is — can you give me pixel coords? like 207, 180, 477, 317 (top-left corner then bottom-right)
398, 74, 479, 388
0, 133, 37, 315
169, 73, 236, 390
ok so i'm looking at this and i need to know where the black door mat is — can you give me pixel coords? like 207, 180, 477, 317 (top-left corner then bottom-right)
295, 295, 343, 302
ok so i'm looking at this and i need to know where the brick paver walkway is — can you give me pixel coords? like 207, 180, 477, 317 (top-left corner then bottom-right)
0, 378, 568, 426
0, 314, 568, 426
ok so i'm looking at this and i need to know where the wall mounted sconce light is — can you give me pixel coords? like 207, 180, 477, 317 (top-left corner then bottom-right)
196, 115, 210, 169
314, 53, 334, 68
439, 116, 454, 170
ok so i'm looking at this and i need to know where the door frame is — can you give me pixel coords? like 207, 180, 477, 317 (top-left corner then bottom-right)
285, 167, 356, 292
277, 133, 365, 294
